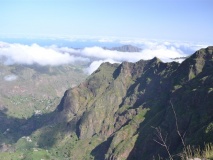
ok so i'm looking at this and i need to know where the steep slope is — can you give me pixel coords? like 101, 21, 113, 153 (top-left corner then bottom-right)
128, 46, 213, 159
1, 47, 212, 160
54, 46, 213, 159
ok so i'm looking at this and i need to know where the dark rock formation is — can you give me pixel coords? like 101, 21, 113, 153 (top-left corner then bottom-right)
55, 46, 213, 159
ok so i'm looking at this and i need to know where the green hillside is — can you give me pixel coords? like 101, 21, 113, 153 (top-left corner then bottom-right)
0, 47, 213, 160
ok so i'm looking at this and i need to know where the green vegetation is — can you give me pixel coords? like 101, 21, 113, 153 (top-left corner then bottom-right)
180, 143, 213, 160
0, 46, 213, 159
0, 63, 87, 118
0, 149, 54, 160
4, 95, 60, 118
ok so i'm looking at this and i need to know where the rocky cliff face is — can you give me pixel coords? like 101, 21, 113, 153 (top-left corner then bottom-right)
6, 46, 211, 159
53, 46, 213, 159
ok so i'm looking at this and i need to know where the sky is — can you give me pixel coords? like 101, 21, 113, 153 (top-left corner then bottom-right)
0, 0, 212, 75
0, 0, 212, 43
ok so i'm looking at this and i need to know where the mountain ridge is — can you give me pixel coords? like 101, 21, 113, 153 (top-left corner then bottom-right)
54, 46, 213, 159
0, 46, 212, 159
104, 45, 142, 52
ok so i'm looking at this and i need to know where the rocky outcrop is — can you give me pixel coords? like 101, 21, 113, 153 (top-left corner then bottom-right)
55, 46, 213, 159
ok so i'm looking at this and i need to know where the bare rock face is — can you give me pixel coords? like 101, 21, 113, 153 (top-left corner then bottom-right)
55, 46, 213, 159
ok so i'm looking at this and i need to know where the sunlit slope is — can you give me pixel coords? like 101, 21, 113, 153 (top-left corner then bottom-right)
0, 63, 87, 118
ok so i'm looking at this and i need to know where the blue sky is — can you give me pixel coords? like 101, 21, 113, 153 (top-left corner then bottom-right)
0, 0, 212, 43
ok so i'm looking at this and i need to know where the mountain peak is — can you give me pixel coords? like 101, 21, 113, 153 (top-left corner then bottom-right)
173, 46, 213, 83
191, 46, 213, 60
207, 46, 213, 50
54, 46, 213, 159
9, 46, 210, 160
110, 45, 142, 52
150, 56, 162, 63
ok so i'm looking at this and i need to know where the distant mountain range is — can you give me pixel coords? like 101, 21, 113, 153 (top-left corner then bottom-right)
0, 46, 212, 159
108, 45, 142, 52
102, 44, 142, 52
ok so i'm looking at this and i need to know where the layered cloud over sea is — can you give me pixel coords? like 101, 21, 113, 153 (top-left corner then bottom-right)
0, 38, 209, 74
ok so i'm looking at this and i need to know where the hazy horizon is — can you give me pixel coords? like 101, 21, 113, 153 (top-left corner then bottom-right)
0, 0, 212, 74
0, 38, 208, 74
1, 0, 213, 43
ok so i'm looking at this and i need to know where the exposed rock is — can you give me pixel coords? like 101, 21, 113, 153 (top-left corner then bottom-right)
55, 46, 213, 159
2, 46, 212, 159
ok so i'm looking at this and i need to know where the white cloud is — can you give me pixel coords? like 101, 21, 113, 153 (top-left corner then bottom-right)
81, 45, 187, 62
98, 38, 117, 43
4, 75, 18, 81
80, 44, 189, 74
79, 40, 208, 74
85, 59, 119, 74
0, 42, 89, 66
0, 39, 208, 75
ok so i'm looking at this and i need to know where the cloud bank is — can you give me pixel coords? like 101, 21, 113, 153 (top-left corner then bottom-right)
0, 42, 89, 66
0, 40, 208, 74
